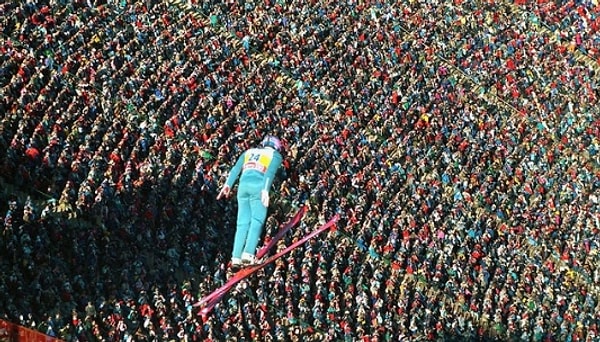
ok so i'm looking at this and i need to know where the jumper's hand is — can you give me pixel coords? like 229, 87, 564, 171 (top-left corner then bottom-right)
217, 185, 230, 200
261, 190, 269, 207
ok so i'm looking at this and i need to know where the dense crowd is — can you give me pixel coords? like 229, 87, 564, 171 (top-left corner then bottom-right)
1, 0, 599, 341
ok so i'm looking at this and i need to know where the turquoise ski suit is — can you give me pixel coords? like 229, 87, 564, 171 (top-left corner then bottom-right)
224, 147, 283, 259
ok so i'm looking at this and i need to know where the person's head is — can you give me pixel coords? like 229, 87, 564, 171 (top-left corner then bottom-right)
261, 135, 282, 151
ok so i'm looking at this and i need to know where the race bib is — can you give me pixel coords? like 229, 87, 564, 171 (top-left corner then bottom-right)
242, 148, 274, 173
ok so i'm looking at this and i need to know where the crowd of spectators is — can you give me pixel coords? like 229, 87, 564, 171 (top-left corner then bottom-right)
1, 0, 599, 340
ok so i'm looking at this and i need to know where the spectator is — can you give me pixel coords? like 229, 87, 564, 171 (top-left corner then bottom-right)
0, 0, 599, 341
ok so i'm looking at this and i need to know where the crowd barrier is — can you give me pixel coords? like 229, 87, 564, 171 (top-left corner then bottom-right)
0, 319, 62, 342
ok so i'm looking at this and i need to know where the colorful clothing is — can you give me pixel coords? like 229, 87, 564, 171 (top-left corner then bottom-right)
225, 146, 283, 259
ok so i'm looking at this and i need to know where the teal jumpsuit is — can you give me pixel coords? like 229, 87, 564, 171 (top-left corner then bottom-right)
224, 147, 283, 259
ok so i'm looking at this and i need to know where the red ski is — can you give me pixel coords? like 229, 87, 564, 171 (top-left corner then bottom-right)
194, 206, 306, 309
257, 205, 307, 259
195, 213, 339, 317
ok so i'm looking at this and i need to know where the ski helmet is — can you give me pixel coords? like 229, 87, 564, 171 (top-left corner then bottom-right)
261, 135, 282, 151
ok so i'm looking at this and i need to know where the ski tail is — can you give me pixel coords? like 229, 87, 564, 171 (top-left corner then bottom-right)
195, 213, 339, 315
194, 206, 306, 309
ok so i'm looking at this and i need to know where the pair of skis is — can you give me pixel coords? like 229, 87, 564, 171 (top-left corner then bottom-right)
194, 206, 339, 316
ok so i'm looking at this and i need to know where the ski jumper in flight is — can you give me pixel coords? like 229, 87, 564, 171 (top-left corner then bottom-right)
217, 135, 283, 269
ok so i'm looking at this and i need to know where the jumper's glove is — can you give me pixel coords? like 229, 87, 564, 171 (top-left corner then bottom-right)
261, 190, 269, 207
217, 185, 230, 200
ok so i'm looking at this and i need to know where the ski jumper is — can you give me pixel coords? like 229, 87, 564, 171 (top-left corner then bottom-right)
225, 147, 283, 259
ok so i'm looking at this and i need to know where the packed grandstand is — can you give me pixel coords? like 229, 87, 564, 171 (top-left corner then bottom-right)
1, 0, 599, 341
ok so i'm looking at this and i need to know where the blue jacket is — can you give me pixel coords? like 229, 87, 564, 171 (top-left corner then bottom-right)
225, 147, 283, 193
